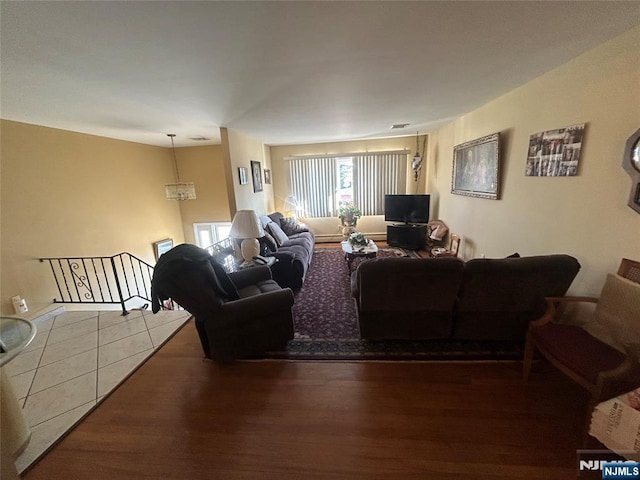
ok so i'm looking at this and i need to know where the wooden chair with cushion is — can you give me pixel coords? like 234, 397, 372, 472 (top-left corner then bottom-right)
523, 258, 640, 440
431, 233, 460, 257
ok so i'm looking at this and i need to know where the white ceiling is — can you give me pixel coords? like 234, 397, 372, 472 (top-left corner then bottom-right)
1, 1, 638, 147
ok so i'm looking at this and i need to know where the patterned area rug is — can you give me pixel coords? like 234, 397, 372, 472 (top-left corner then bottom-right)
290, 248, 410, 339
264, 248, 523, 361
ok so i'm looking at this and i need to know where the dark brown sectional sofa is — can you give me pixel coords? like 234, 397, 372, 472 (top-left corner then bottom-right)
351, 254, 581, 342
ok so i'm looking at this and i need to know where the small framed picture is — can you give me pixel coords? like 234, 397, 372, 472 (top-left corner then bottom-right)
264, 169, 272, 184
153, 238, 173, 260
238, 167, 248, 185
251, 160, 263, 192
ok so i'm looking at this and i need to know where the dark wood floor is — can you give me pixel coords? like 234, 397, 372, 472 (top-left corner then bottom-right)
24, 319, 589, 479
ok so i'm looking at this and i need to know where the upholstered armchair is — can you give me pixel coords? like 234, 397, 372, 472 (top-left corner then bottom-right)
523, 258, 640, 439
151, 244, 295, 363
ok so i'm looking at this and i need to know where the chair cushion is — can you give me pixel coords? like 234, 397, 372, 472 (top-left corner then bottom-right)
237, 279, 283, 298
584, 273, 640, 352
531, 323, 626, 384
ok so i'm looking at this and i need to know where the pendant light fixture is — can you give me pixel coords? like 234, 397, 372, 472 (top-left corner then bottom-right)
165, 133, 196, 201
411, 131, 423, 182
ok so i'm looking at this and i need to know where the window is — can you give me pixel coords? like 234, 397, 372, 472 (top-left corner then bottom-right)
193, 222, 232, 249
336, 158, 354, 205
286, 152, 407, 218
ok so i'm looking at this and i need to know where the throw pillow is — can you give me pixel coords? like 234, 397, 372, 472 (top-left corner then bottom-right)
585, 273, 640, 353
208, 258, 240, 301
280, 216, 309, 236
266, 222, 290, 246
258, 215, 273, 229
259, 232, 278, 253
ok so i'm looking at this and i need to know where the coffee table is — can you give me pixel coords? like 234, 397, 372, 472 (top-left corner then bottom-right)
341, 240, 378, 273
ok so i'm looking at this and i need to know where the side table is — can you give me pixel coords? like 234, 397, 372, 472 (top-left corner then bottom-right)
238, 256, 278, 270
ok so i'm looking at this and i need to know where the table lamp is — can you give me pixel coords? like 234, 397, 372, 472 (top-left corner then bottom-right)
230, 210, 265, 261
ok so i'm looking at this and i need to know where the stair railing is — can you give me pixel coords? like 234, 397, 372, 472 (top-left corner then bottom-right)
39, 252, 155, 316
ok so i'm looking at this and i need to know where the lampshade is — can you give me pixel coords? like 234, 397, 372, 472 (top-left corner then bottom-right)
230, 210, 265, 261
165, 133, 196, 200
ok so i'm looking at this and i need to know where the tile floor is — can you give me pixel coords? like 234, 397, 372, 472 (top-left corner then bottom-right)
5, 308, 191, 473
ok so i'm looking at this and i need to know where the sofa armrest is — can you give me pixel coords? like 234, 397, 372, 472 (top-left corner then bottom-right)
269, 251, 295, 265
229, 266, 272, 288
350, 270, 359, 299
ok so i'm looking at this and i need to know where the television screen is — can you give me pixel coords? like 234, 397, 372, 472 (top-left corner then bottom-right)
384, 194, 430, 224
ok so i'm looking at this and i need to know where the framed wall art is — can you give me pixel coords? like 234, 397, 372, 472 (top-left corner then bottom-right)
451, 132, 500, 200
153, 238, 173, 260
251, 161, 263, 192
525, 123, 585, 176
264, 169, 272, 185
238, 167, 248, 185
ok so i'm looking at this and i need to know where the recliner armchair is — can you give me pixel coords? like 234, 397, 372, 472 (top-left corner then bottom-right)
151, 244, 294, 363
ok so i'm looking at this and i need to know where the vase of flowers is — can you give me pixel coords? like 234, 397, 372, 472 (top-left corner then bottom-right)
348, 232, 369, 251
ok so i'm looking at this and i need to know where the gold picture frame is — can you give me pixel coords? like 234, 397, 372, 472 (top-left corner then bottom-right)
451, 133, 500, 200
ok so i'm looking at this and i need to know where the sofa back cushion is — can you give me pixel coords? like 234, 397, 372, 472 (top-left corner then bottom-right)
268, 211, 285, 226
280, 216, 309, 236
454, 254, 581, 341
354, 257, 465, 340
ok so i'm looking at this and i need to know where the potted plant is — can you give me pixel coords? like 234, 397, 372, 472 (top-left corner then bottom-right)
338, 201, 362, 237
338, 201, 361, 225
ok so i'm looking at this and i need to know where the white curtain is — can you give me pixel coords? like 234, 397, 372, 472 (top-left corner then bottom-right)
353, 153, 407, 216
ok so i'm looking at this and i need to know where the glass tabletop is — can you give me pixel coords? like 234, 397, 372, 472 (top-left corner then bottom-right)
0, 317, 37, 367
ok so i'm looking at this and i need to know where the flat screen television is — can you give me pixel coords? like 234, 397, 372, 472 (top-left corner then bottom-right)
384, 194, 430, 224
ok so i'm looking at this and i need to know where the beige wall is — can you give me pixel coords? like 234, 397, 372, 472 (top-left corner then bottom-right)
221, 127, 273, 216
0, 120, 185, 315
269, 135, 427, 241
428, 26, 640, 296
173, 144, 231, 244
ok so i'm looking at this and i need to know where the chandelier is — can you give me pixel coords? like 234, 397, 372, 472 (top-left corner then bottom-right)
165, 133, 196, 201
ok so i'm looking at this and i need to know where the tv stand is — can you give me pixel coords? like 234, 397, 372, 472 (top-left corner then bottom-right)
386, 224, 427, 250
